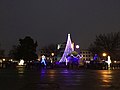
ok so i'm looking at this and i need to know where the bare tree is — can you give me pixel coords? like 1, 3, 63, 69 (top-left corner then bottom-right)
89, 32, 120, 60
40, 44, 58, 57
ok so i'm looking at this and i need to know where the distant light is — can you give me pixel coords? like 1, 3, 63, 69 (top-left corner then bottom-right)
3, 59, 5, 61
114, 61, 117, 63
57, 44, 61, 49
102, 53, 107, 57
51, 53, 54, 56
0, 59, 2, 63
107, 56, 111, 64
86, 61, 90, 64
51, 60, 53, 63
10, 59, 13, 62
107, 56, 111, 69
38, 58, 40, 61
68, 34, 70, 36
18, 59, 24, 66
76, 45, 79, 49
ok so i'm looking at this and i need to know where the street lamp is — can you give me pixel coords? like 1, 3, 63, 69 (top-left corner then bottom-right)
3, 59, 5, 61
76, 45, 79, 49
102, 52, 107, 61
51, 53, 54, 56
102, 53, 107, 57
51, 53, 55, 63
75, 45, 80, 55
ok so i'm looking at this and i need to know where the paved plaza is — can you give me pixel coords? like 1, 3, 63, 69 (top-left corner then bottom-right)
0, 67, 120, 90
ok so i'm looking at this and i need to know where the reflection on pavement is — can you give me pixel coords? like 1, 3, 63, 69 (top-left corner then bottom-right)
99, 70, 113, 87
16, 66, 25, 77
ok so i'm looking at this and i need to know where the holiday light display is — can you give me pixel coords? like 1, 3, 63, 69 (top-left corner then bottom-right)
59, 34, 74, 65
41, 55, 47, 66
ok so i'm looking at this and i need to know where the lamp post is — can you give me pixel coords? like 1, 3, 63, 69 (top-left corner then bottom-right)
75, 45, 80, 54
51, 53, 54, 63
76, 45, 79, 49
102, 52, 107, 61
51, 53, 54, 57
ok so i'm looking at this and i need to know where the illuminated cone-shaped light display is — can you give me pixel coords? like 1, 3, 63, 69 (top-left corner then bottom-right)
59, 34, 74, 65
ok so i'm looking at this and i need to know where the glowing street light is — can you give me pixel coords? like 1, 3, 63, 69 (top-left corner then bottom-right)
51, 53, 54, 56
76, 45, 79, 49
51, 53, 55, 63
102, 53, 107, 57
3, 59, 5, 61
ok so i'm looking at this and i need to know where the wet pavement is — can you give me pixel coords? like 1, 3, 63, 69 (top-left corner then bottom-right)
0, 67, 120, 90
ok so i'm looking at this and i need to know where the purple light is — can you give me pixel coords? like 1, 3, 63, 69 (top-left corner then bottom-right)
59, 34, 74, 65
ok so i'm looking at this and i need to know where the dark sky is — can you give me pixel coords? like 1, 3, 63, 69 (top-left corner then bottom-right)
0, 0, 120, 54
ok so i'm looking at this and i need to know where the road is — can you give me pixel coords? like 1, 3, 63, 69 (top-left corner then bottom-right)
0, 67, 120, 90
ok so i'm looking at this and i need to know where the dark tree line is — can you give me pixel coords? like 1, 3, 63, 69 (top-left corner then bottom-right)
39, 42, 67, 58
9, 36, 38, 61
89, 32, 120, 60
0, 43, 5, 58
3, 32, 120, 62
40, 44, 58, 57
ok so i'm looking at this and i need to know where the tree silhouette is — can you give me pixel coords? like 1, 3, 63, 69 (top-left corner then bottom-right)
9, 36, 38, 61
89, 32, 120, 60
0, 43, 5, 58
40, 44, 58, 57
8, 45, 18, 59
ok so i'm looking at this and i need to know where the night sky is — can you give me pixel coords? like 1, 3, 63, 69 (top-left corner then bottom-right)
0, 0, 120, 54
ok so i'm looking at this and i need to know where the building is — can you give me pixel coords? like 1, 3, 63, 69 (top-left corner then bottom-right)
80, 49, 93, 61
